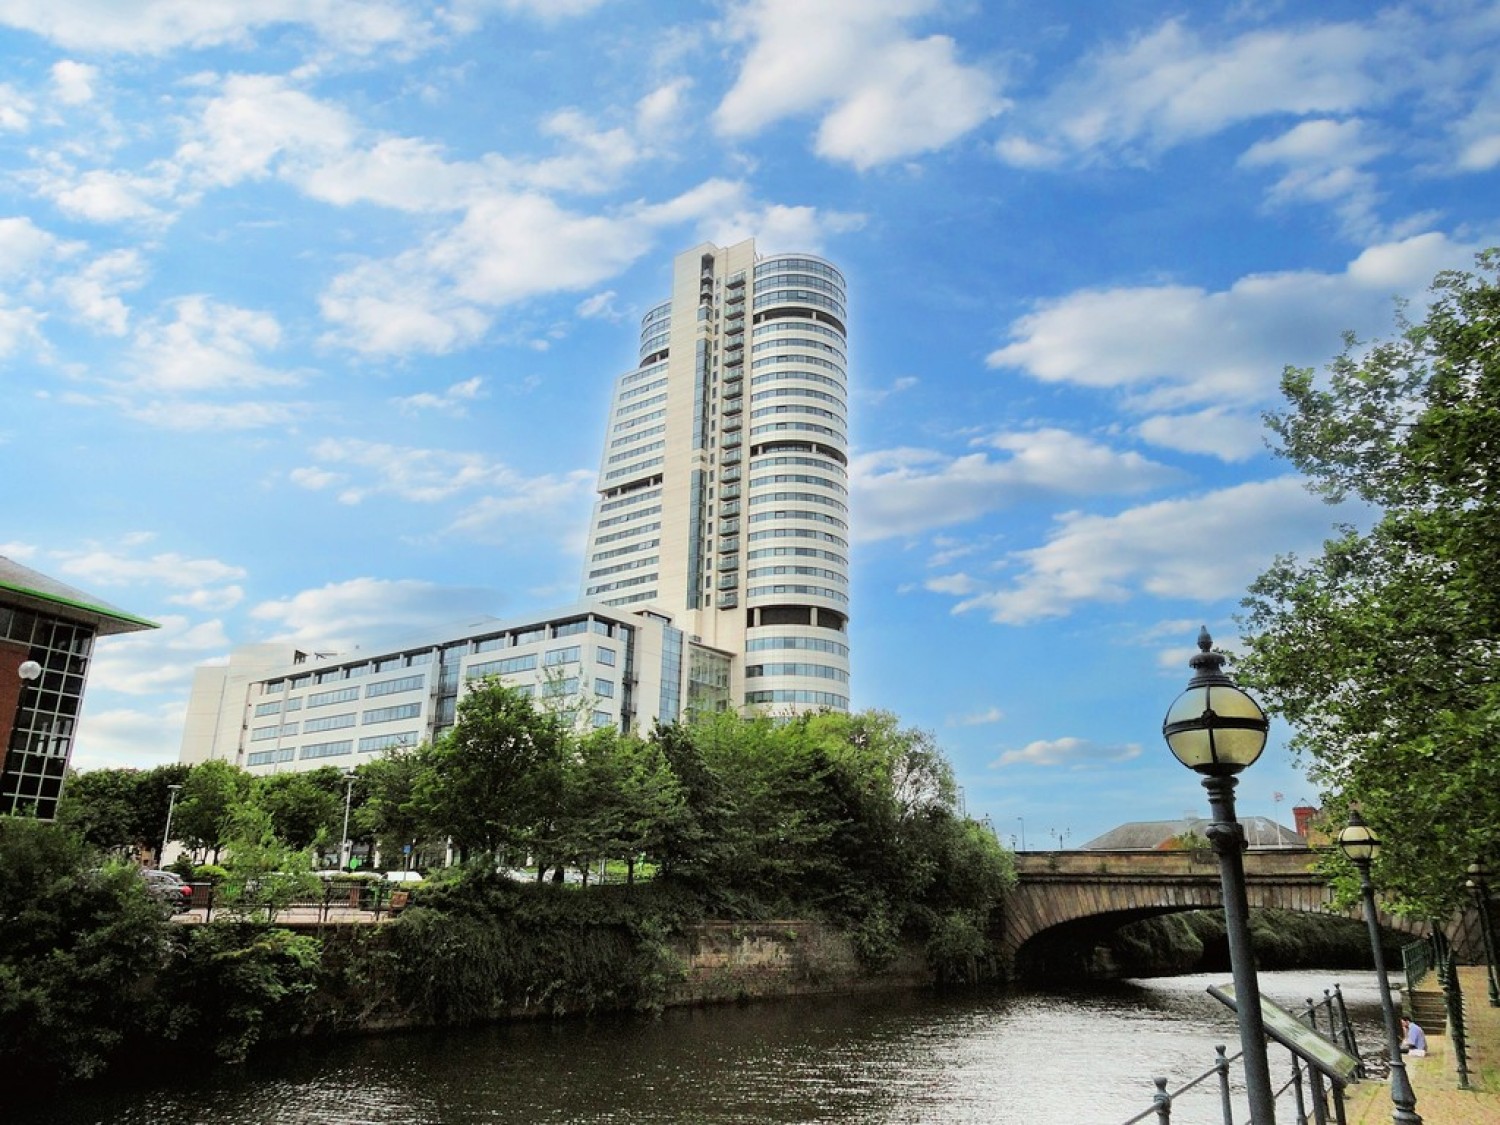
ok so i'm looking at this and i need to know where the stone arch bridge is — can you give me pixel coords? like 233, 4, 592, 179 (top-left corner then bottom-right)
1001, 849, 1425, 976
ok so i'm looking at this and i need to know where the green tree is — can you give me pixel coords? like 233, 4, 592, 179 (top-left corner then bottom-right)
172, 759, 253, 863
1240, 249, 1500, 917
549, 727, 683, 884
252, 767, 343, 853
0, 819, 172, 1084
214, 803, 321, 921
415, 680, 569, 864
55, 764, 190, 862
358, 745, 431, 869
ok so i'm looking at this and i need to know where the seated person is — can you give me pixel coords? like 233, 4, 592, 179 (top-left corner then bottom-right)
1400, 1017, 1428, 1056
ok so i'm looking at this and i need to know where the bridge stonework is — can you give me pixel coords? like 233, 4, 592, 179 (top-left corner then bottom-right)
1000, 849, 1424, 976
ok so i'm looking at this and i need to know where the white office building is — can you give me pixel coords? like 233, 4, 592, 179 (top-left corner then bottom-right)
581, 240, 851, 713
180, 602, 733, 775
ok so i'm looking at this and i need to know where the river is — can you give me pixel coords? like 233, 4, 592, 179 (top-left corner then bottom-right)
20, 970, 1395, 1125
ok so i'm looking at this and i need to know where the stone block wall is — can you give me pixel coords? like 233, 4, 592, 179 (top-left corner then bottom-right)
668, 920, 929, 1005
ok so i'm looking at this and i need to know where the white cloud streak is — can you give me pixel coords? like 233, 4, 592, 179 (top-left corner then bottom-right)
988, 233, 1486, 416
852, 428, 1178, 541
950, 476, 1356, 625
715, 0, 1004, 169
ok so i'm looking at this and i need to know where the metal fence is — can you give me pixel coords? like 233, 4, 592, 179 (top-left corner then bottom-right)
1122, 989, 1362, 1125
184, 878, 409, 924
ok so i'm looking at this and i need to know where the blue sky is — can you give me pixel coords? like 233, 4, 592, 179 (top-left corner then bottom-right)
3, 1, 1496, 847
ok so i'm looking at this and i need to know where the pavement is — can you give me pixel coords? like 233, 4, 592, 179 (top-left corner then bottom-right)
1344, 966, 1497, 1124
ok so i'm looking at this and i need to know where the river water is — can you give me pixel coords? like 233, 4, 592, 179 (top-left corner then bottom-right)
23, 970, 1395, 1125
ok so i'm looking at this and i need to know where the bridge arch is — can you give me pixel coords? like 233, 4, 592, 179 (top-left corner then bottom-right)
1000, 849, 1424, 978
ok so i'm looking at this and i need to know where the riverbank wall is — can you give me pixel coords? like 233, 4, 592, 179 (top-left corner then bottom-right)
668, 921, 930, 1006
309, 916, 935, 1037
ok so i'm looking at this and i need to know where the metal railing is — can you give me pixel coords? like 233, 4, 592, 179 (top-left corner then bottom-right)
1402, 935, 1435, 996
1298, 987, 1362, 1075
1122, 1039, 1351, 1125
1122, 988, 1361, 1125
1441, 951, 1471, 1089
185, 879, 408, 924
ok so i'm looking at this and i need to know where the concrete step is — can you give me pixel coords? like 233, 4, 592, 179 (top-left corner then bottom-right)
1404, 988, 1448, 1035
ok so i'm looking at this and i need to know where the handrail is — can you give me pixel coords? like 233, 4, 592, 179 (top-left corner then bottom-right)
1402, 936, 1434, 996
1121, 1045, 1237, 1125
1124, 987, 1359, 1124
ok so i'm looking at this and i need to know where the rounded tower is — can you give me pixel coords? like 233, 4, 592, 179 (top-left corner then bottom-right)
741, 254, 850, 710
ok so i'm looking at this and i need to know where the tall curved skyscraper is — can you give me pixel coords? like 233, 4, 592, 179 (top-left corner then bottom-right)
582, 240, 851, 715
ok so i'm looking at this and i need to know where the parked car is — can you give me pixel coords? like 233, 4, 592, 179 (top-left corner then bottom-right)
141, 868, 193, 913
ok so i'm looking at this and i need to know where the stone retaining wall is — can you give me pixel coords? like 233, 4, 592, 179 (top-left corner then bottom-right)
669, 921, 929, 1005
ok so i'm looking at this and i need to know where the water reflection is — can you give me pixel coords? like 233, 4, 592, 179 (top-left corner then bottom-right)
22, 970, 1392, 1125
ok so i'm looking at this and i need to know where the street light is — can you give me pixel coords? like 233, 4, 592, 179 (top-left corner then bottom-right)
1466, 862, 1499, 1008
1338, 811, 1422, 1124
340, 770, 356, 871
161, 783, 182, 863
1162, 627, 1276, 1125
1016, 816, 1026, 852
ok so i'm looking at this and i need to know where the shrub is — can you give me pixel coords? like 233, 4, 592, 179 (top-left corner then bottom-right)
0, 820, 173, 1086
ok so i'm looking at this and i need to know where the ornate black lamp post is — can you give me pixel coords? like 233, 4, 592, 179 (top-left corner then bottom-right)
1466, 862, 1499, 1007
1162, 628, 1276, 1124
1338, 811, 1421, 1124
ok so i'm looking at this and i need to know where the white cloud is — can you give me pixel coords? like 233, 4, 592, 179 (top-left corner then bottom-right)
85, 613, 232, 698
0, 1, 429, 55
997, 17, 1394, 165
115, 398, 308, 430
447, 0, 610, 26
130, 296, 289, 391
42, 168, 171, 224
950, 706, 1005, 727
923, 573, 980, 596
1136, 407, 1267, 462
50, 59, 98, 104
693, 200, 866, 256
860, 375, 918, 405
393, 376, 486, 416
177, 74, 357, 191
0, 306, 46, 358
715, 0, 1003, 169
1453, 73, 1500, 171
992, 736, 1143, 768
288, 438, 595, 545
0, 82, 32, 130
636, 78, 692, 137
988, 233, 1485, 412
55, 545, 246, 589
248, 576, 500, 651
950, 476, 1355, 625
319, 260, 491, 356
0, 216, 68, 277
1239, 118, 1387, 237
576, 290, 620, 320
852, 428, 1178, 541
167, 585, 245, 611
56, 249, 146, 335
70, 702, 186, 772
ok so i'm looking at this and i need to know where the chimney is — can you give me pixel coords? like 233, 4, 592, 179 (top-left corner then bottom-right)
1293, 805, 1317, 839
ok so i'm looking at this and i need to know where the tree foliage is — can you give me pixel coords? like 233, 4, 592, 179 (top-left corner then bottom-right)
414, 679, 569, 863
251, 768, 345, 852
1240, 249, 1500, 917
55, 763, 190, 862
0, 819, 170, 1084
